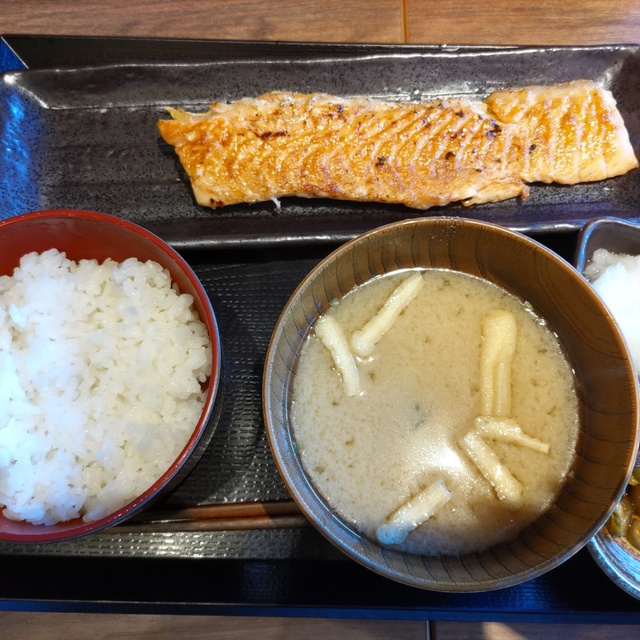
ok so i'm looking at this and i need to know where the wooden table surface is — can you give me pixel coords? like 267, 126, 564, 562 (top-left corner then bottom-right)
1, 0, 639, 46
1, 1, 640, 638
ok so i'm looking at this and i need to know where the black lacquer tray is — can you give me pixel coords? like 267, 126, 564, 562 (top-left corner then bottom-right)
1, 34, 640, 620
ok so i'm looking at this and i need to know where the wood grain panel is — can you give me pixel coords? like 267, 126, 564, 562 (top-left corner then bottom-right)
437, 621, 640, 639
406, 0, 640, 45
0, 0, 404, 43
4, 1, 639, 50
0, 613, 426, 639
2, 614, 638, 638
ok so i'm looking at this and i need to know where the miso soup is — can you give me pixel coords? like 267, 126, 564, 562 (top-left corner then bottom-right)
290, 268, 579, 556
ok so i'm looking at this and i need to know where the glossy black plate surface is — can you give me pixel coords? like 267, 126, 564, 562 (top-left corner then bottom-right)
2, 36, 640, 249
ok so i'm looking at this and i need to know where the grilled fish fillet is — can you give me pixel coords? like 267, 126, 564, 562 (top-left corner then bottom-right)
157, 80, 638, 210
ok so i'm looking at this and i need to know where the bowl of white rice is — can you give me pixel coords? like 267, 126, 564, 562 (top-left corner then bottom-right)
0, 209, 221, 542
264, 216, 639, 592
577, 216, 640, 599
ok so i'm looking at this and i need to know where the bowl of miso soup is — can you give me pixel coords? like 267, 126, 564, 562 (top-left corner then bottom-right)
263, 216, 639, 592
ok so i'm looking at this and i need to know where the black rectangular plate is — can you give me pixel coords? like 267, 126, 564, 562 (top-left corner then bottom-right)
2, 36, 640, 249
0, 35, 640, 620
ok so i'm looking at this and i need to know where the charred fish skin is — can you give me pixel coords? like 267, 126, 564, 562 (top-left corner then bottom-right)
157, 80, 638, 211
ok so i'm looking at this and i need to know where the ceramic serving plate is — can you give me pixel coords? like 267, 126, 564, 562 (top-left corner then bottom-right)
2, 42, 640, 249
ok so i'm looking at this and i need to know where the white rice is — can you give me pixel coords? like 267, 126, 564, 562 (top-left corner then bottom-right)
584, 248, 640, 374
0, 249, 212, 525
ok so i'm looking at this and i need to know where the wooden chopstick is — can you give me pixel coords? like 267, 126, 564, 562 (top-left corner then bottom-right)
113, 514, 309, 533
108, 500, 309, 533
127, 499, 303, 524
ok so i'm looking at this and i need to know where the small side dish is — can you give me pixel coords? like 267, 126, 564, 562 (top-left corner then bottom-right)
577, 216, 640, 599
580, 222, 640, 552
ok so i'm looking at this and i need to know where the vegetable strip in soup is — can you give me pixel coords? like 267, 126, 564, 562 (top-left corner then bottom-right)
291, 269, 579, 556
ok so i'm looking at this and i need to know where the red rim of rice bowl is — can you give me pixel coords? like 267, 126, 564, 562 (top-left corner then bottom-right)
0, 209, 222, 543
